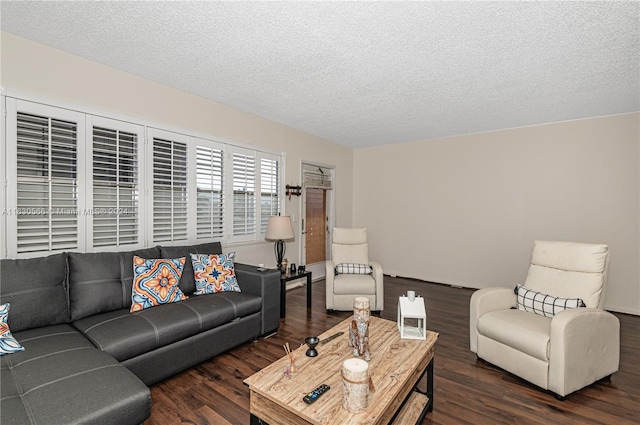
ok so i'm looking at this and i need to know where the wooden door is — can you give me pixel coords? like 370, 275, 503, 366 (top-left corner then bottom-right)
305, 188, 326, 264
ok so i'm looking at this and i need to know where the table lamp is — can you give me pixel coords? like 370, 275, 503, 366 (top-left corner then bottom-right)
265, 216, 295, 270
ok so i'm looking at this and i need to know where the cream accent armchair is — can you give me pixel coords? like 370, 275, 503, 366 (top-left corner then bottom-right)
326, 228, 384, 311
470, 240, 619, 398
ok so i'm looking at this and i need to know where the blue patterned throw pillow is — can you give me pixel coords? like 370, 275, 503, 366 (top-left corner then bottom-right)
130, 256, 188, 312
0, 303, 25, 355
190, 252, 241, 295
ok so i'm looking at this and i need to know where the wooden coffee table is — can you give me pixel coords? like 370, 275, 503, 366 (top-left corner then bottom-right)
243, 316, 439, 425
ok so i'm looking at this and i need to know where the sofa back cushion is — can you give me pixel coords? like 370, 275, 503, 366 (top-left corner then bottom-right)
69, 247, 160, 321
0, 253, 70, 332
160, 242, 223, 295
524, 240, 609, 309
332, 228, 369, 265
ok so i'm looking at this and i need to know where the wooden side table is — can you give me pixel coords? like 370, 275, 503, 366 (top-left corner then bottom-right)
280, 270, 312, 318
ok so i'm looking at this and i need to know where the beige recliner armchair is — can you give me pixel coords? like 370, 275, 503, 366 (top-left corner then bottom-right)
326, 228, 384, 311
470, 240, 619, 398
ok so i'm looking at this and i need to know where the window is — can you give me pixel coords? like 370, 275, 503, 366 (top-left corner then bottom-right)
91, 122, 140, 247
151, 131, 188, 243
9, 102, 82, 255
3, 95, 282, 258
260, 156, 280, 234
226, 148, 282, 243
195, 144, 224, 239
231, 149, 256, 240
195, 145, 282, 244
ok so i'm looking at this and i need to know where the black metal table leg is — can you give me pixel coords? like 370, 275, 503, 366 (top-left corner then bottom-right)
426, 357, 434, 412
250, 413, 269, 425
280, 271, 312, 318
306, 273, 312, 308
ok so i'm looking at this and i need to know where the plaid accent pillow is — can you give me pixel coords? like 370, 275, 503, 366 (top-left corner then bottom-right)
515, 284, 585, 318
335, 263, 372, 275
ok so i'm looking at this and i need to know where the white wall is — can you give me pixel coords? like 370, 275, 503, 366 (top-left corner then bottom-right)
354, 113, 640, 314
0, 32, 354, 267
4, 32, 637, 314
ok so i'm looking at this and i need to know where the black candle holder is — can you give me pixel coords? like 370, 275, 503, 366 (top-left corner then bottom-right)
305, 336, 319, 357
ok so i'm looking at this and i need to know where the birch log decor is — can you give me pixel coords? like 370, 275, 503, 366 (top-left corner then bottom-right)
349, 296, 371, 361
353, 297, 371, 321
341, 358, 370, 413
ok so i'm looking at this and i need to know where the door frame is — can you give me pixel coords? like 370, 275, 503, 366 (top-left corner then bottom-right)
300, 161, 335, 280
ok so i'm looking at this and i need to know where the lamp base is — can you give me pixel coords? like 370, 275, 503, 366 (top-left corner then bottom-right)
274, 240, 286, 270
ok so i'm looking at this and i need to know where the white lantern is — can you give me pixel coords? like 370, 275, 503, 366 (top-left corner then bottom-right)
397, 294, 427, 340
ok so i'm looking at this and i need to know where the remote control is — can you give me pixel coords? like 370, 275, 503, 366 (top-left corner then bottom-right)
303, 384, 330, 404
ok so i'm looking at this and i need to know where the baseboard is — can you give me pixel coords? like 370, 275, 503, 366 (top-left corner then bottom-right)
390, 275, 639, 316
604, 304, 640, 316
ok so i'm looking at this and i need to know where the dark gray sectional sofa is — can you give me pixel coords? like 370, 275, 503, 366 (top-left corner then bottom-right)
1, 242, 280, 425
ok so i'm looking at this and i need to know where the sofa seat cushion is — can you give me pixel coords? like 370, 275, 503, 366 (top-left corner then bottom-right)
477, 309, 551, 361
73, 292, 262, 362
1, 324, 150, 425
333, 274, 376, 295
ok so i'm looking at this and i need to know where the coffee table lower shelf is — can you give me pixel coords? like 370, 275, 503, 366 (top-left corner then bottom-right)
390, 391, 430, 425
250, 373, 433, 425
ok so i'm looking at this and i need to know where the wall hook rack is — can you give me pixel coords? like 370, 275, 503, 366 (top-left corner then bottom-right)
286, 185, 302, 200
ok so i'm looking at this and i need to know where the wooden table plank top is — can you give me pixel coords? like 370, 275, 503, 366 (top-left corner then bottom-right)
244, 316, 439, 425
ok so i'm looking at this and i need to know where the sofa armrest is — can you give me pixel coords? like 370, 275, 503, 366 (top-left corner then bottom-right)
548, 308, 620, 396
370, 261, 384, 311
235, 263, 281, 335
325, 260, 336, 310
469, 287, 516, 353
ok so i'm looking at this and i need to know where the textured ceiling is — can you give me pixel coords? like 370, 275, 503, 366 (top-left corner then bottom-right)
1, 1, 638, 148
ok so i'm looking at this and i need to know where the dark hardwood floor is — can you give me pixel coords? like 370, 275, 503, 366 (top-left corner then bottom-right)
146, 276, 640, 425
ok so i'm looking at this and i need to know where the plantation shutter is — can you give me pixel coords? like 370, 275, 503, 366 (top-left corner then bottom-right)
15, 111, 78, 253
260, 156, 280, 234
5, 98, 285, 256
92, 126, 139, 247
232, 151, 256, 239
153, 137, 188, 243
196, 145, 224, 239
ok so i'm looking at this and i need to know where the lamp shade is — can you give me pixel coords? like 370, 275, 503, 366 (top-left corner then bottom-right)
265, 216, 295, 241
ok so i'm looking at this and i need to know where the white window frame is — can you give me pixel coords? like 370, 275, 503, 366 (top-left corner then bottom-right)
259, 152, 281, 235
147, 128, 189, 246
1, 92, 7, 258
85, 115, 146, 251
225, 146, 283, 244
5, 98, 87, 257
227, 146, 257, 243
188, 136, 226, 242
